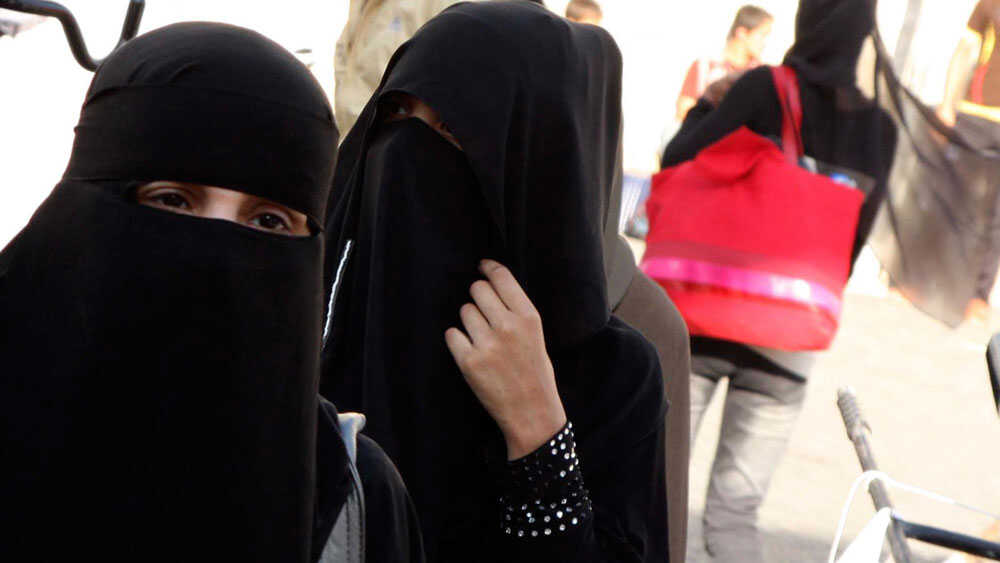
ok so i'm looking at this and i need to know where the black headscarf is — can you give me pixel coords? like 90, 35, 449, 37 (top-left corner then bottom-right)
334, 3, 618, 349
322, 2, 668, 561
0, 23, 341, 562
783, 0, 876, 89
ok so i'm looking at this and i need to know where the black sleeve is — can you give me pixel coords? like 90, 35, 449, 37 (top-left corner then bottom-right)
660, 66, 778, 168
356, 434, 426, 563
498, 422, 593, 545
492, 319, 670, 563
497, 420, 669, 563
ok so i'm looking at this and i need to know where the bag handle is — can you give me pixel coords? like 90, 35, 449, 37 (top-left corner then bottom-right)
771, 65, 804, 163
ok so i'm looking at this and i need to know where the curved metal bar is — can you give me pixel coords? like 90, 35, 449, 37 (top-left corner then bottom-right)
0, 0, 145, 71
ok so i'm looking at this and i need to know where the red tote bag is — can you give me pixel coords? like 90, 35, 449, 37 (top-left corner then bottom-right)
640, 66, 864, 351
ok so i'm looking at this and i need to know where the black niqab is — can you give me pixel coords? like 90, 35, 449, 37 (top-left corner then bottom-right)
377, 5, 616, 348
323, 3, 668, 561
0, 23, 341, 562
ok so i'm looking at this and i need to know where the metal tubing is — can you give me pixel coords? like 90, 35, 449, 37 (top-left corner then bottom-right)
895, 517, 1000, 561
838, 387, 914, 563
0, 0, 144, 70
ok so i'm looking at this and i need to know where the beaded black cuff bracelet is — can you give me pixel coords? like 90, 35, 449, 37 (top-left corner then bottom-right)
499, 421, 593, 539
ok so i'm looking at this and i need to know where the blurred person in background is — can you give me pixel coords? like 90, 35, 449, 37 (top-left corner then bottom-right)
937, 0, 1000, 321
565, 0, 603, 25
675, 5, 773, 123
660, 0, 897, 561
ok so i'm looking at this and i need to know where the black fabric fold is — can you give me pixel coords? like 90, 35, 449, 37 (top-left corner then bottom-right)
2, 184, 325, 561
326, 118, 504, 556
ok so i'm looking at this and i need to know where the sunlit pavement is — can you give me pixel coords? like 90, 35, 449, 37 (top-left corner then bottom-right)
626, 236, 1000, 562
687, 277, 1000, 562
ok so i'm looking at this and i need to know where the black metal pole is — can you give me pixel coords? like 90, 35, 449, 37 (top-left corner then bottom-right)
895, 517, 1000, 561
837, 387, 914, 563
117, 0, 144, 47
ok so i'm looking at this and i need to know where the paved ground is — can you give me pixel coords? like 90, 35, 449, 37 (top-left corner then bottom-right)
626, 237, 1000, 563
685, 281, 1000, 562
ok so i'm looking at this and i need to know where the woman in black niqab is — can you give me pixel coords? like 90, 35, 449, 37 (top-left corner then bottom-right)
0, 23, 342, 562
323, 2, 669, 562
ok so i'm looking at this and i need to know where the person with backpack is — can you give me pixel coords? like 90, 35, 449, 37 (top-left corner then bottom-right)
655, 0, 898, 561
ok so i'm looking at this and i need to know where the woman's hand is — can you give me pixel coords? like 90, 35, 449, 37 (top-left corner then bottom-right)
445, 260, 567, 460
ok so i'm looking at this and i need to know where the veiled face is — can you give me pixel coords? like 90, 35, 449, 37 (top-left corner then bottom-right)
135, 181, 311, 236
379, 92, 462, 150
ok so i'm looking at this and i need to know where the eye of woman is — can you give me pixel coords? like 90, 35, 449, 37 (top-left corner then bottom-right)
136, 185, 195, 212
381, 96, 412, 121
153, 192, 190, 209
248, 211, 292, 233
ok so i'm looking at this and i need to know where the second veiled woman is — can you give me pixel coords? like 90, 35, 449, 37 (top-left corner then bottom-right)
322, 2, 670, 561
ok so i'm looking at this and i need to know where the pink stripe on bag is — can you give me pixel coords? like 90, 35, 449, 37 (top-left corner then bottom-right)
641, 256, 842, 316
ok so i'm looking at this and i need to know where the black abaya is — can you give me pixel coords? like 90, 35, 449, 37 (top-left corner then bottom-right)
322, 2, 669, 561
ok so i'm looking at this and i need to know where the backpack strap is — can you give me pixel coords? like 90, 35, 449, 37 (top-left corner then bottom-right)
771, 65, 804, 163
